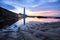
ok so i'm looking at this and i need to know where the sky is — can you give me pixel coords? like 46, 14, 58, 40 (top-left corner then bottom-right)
0, 0, 60, 17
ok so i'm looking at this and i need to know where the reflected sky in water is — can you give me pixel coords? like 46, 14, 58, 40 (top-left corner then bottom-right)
2, 18, 60, 32
15, 18, 60, 27
10, 18, 60, 27
26, 18, 60, 23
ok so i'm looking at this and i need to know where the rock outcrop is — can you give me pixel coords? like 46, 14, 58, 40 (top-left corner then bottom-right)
0, 7, 18, 29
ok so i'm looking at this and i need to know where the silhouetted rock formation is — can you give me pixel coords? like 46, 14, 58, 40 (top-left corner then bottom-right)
0, 7, 18, 29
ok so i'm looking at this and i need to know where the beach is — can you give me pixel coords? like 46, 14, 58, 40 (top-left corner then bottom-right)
0, 18, 60, 40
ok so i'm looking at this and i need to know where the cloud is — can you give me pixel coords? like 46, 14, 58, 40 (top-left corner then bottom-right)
0, 0, 15, 10
29, 0, 60, 11
47, 0, 58, 2
0, 0, 60, 13
2, 0, 59, 8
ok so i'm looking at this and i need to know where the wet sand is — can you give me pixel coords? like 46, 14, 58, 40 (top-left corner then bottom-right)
0, 21, 60, 40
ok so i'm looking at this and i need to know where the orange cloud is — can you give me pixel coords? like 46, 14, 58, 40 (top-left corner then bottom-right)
28, 10, 60, 17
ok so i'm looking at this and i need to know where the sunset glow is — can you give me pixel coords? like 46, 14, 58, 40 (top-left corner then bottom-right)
26, 18, 60, 23
27, 10, 60, 17
0, 0, 60, 23
1, 0, 60, 17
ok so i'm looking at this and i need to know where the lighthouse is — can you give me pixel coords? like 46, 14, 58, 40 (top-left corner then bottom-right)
23, 7, 26, 25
